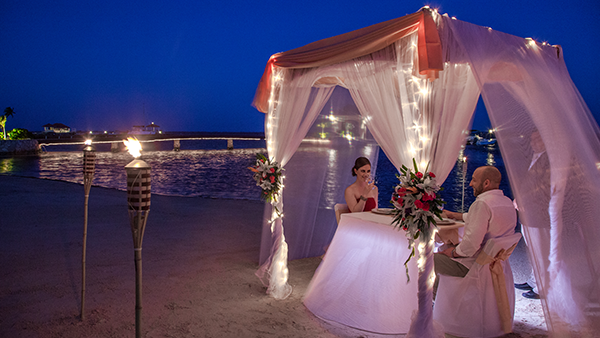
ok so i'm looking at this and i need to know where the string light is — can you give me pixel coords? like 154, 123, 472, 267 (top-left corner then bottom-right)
526, 38, 538, 50
409, 144, 418, 156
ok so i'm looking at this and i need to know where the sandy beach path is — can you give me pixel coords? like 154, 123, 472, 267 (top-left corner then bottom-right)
0, 175, 547, 337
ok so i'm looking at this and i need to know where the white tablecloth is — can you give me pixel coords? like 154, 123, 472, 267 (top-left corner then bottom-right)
303, 212, 419, 334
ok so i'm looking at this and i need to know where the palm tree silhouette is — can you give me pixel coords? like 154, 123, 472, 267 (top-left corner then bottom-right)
1, 107, 16, 140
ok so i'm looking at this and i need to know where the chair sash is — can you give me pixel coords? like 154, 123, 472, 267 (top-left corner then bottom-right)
474, 241, 519, 333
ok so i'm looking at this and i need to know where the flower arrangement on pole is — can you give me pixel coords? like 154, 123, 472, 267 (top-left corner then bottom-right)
249, 153, 284, 203
391, 159, 444, 275
249, 153, 291, 299
390, 158, 445, 338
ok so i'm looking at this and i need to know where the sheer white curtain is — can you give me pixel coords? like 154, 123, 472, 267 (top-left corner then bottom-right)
258, 87, 380, 263
256, 66, 335, 299
331, 30, 479, 183
446, 15, 600, 335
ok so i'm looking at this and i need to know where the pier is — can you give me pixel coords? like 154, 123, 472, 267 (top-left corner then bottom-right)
36, 131, 264, 152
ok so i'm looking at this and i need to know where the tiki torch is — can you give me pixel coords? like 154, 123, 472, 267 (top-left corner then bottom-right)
81, 139, 95, 320
123, 137, 151, 338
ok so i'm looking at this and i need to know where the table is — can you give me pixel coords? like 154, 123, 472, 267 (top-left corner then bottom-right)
303, 211, 419, 334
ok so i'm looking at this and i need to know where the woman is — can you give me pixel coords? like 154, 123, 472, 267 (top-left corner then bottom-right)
344, 157, 378, 212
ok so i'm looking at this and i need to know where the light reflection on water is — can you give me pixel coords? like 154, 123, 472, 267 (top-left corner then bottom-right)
1, 140, 510, 208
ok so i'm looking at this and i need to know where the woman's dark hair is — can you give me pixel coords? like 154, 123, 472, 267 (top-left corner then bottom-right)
351, 157, 371, 176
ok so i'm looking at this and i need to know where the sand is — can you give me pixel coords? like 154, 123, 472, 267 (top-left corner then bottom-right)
0, 175, 548, 337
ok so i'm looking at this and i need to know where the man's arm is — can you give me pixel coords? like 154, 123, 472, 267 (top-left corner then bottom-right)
442, 210, 464, 221
454, 200, 491, 257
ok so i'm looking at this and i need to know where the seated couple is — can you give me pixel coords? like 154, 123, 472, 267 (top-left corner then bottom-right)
434, 165, 517, 296
344, 157, 379, 212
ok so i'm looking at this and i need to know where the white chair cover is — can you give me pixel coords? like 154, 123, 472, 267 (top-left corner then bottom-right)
433, 233, 521, 338
334, 203, 349, 224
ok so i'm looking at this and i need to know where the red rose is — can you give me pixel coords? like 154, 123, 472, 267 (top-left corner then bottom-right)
397, 187, 407, 196
270, 168, 275, 173
429, 172, 436, 178
270, 176, 275, 183
416, 172, 423, 179
415, 200, 430, 211
422, 192, 435, 201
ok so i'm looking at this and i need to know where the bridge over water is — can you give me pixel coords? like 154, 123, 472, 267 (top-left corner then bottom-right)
36, 131, 264, 152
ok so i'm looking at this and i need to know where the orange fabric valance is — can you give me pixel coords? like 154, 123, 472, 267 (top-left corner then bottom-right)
252, 8, 443, 113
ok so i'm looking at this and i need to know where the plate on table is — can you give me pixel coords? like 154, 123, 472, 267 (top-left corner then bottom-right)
436, 218, 456, 225
371, 208, 394, 215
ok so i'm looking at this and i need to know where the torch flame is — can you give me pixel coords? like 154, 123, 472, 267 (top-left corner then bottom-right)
124, 137, 142, 158
84, 139, 92, 146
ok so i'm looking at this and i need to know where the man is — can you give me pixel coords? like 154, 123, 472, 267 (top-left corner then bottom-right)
434, 166, 516, 295
513, 130, 550, 299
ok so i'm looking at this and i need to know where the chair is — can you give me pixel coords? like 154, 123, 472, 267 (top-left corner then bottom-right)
334, 203, 350, 224
433, 233, 522, 338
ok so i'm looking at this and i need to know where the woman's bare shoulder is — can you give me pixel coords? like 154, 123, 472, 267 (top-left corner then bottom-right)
345, 183, 358, 195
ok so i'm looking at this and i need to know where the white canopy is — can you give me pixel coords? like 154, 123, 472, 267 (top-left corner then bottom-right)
253, 7, 600, 335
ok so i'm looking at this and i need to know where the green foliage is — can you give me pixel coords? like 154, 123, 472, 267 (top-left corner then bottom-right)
1, 107, 16, 140
7, 128, 33, 140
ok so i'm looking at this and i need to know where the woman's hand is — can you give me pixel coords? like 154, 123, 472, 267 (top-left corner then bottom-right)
362, 180, 375, 196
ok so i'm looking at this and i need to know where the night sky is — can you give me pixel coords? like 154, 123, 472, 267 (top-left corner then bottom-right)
2, 0, 599, 133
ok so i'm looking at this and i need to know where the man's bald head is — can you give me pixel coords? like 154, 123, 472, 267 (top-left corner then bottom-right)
470, 166, 502, 196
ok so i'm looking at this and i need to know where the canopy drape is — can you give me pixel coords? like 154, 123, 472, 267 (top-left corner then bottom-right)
252, 7, 600, 335
252, 8, 443, 113
445, 16, 600, 335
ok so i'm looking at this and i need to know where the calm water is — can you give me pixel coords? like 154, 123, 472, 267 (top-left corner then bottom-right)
0, 139, 511, 210
375, 144, 512, 212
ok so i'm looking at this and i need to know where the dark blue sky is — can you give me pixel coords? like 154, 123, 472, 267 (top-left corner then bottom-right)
2, 0, 599, 133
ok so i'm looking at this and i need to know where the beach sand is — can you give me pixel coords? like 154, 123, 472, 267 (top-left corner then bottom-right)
0, 175, 548, 337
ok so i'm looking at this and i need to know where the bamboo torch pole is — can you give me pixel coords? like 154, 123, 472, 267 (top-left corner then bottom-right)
124, 138, 151, 338
81, 140, 95, 320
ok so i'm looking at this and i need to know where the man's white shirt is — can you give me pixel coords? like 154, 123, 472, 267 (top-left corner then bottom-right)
454, 189, 516, 268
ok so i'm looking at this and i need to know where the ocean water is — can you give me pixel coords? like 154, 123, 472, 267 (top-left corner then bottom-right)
375, 144, 512, 212
0, 139, 511, 210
